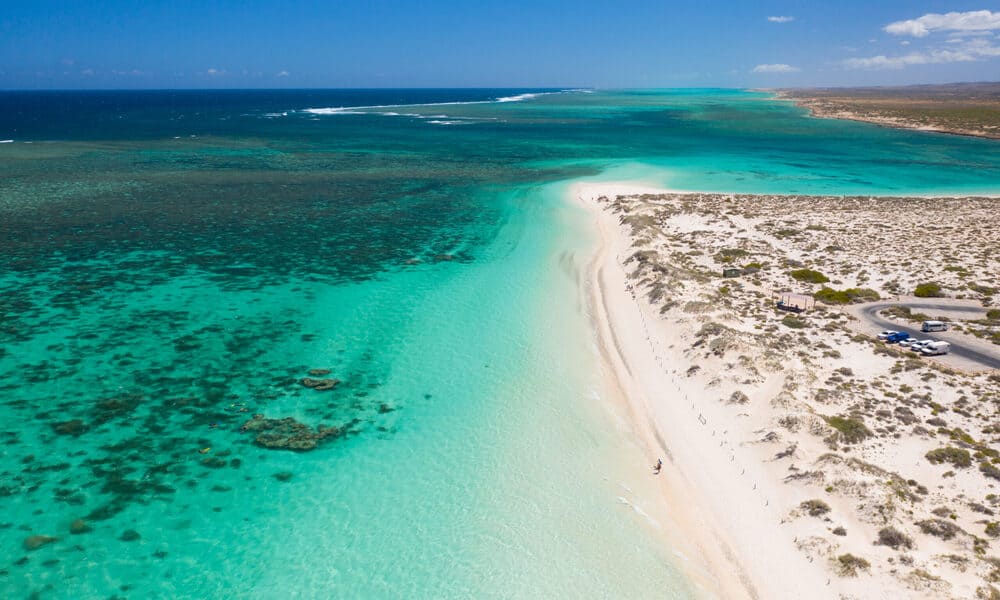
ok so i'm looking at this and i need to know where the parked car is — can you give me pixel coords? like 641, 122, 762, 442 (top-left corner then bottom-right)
898, 338, 917, 348
885, 332, 910, 343
921, 341, 951, 356
877, 330, 899, 340
909, 340, 934, 352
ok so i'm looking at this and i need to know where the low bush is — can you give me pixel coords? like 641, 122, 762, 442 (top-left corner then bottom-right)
883, 305, 911, 319
824, 415, 872, 444
836, 553, 871, 577
914, 282, 943, 298
916, 518, 962, 540
925, 447, 972, 468
790, 268, 829, 284
845, 287, 881, 302
781, 315, 808, 329
987, 309, 1000, 321
800, 499, 831, 517
728, 391, 749, 405
814, 287, 851, 304
877, 526, 914, 550
814, 287, 880, 304
982, 462, 1000, 481
716, 248, 749, 263
986, 522, 1000, 539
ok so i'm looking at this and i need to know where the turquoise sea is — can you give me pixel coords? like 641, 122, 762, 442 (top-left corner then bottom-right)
2, 89, 999, 599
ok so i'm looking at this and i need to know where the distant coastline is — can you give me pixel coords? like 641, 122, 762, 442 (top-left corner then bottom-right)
776, 83, 1000, 140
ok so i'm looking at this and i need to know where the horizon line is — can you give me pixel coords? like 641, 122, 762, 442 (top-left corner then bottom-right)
0, 80, 997, 93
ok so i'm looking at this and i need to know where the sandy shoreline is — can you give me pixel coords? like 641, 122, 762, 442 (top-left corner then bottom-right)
573, 183, 1000, 599
576, 183, 832, 599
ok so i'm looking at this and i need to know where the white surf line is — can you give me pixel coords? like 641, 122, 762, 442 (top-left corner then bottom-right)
303, 89, 582, 115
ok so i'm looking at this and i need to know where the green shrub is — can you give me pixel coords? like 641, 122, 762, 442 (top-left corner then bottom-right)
845, 288, 881, 302
914, 282, 943, 298
969, 283, 998, 295
824, 415, 872, 444
716, 248, 749, 263
987, 309, 1000, 321
925, 447, 972, 468
883, 305, 911, 319
986, 522, 1000, 539
813, 287, 880, 305
814, 287, 851, 304
836, 553, 870, 577
781, 315, 807, 329
790, 269, 829, 284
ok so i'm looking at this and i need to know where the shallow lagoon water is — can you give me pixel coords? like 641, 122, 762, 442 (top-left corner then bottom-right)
1, 89, 999, 598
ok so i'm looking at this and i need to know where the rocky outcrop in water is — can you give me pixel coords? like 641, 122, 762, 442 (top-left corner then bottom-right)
51, 419, 88, 436
24, 535, 58, 550
240, 414, 341, 451
120, 529, 141, 542
69, 519, 92, 535
300, 377, 340, 391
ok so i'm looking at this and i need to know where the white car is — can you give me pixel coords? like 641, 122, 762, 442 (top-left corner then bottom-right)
876, 330, 899, 340
909, 340, 933, 352
897, 338, 916, 348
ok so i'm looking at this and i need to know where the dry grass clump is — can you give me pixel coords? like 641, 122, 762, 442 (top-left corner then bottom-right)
877, 526, 914, 550
836, 553, 871, 577
800, 499, 831, 517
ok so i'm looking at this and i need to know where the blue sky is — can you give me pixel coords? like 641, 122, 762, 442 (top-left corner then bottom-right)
1, 1, 999, 89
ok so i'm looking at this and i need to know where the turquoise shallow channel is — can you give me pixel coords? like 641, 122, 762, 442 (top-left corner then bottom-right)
1, 89, 999, 599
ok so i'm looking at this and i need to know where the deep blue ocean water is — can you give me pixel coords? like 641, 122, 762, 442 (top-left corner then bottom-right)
1, 88, 999, 599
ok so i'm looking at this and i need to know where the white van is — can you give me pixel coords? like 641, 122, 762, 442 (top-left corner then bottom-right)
921, 321, 947, 332
921, 341, 951, 356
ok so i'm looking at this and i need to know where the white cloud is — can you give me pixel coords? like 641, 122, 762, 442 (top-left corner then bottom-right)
206, 68, 224, 76
752, 63, 800, 73
844, 36, 1000, 69
767, 16, 794, 23
885, 10, 1000, 37
844, 51, 969, 69
277, 70, 289, 77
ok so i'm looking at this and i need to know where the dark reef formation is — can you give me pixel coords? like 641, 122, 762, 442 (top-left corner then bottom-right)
240, 414, 343, 451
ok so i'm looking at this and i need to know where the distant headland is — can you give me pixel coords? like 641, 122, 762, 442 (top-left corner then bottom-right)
777, 82, 1000, 140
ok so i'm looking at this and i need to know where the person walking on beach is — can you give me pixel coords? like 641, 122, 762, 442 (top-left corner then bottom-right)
653, 458, 663, 475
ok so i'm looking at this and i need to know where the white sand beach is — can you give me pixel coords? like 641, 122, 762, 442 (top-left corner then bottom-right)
574, 183, 1000, 599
